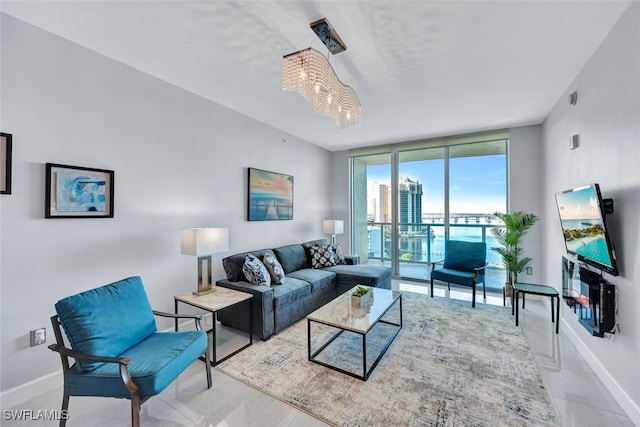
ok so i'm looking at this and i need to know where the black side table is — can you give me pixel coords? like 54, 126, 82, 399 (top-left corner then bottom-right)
513, 282, 560, 334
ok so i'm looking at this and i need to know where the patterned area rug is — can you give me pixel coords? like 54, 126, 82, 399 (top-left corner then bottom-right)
216, 292, 559, 426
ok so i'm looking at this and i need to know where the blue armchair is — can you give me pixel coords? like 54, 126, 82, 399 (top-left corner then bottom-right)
430, 240, 487, 308
49, 276, 211, 427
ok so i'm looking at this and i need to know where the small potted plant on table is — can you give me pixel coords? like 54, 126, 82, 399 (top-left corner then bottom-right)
351, 286, 373, 307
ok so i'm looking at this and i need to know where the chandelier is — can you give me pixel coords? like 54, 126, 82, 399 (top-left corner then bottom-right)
282, 19, 360, 128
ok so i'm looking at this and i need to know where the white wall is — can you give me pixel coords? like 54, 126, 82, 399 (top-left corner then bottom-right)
329, 150, 350, 250
0, 14, 332, 393
508, 125, 544, 284
541, 3, 640, 422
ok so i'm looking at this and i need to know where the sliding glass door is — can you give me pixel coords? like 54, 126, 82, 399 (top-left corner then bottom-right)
397, 148, 445, 278
350, 137, 507, 288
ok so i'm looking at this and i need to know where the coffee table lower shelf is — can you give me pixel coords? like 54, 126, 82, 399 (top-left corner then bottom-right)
307, 294, 402, 381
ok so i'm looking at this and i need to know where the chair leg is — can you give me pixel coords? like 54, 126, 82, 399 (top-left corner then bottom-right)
131, 393, 141, 427
482, 282, 486, 300
59, 395, 69, 427
471, 283, 476, 308
430, 278, 434, 298
204, 349, 212, 389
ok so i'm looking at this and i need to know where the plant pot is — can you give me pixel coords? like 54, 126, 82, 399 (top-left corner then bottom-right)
504, 283, 514, 298
351, 290, 373, 307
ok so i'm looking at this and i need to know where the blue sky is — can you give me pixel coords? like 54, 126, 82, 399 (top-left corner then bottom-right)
368, 155, 507, 214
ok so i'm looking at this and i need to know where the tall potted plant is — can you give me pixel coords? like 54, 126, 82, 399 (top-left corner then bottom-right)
491, 211, 539, 298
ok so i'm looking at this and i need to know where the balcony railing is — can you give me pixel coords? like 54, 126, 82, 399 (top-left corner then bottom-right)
363, 217, 507, 289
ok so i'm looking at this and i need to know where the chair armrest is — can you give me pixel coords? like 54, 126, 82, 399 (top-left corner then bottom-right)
153, 310, 204, 330
473, 265, 486, 280
153, 310, 203, 320
430, 258, 444, 270
48, 343, 131, 365
48, 344, 138, 393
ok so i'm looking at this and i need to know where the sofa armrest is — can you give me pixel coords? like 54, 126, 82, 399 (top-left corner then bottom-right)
216, 279, 275, 340
344, 255, 359, 265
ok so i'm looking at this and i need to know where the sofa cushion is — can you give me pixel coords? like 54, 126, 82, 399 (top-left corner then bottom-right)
272, 278, 311, 308
63, 331, 207, 398
243, 253, 271, 286
55, 276, 158, 373
288, 268, 336, 293
223, 249, 275, 282
324, 264, 392, 288
431, 268, 483, 287
273, 244, 307, 274
310, 245, 337, 268
263, 252, 285, 285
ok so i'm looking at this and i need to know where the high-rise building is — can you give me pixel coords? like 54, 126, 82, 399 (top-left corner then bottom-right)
399, 177, 423, 231
367, 182, 391, 223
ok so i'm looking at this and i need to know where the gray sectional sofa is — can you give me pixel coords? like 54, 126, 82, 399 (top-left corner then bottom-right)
216, 239, 392, 340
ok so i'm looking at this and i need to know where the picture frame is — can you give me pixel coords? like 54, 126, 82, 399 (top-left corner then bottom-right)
1, 132, 12, 195
45, 163, 114, 218
247, 167, 293, 221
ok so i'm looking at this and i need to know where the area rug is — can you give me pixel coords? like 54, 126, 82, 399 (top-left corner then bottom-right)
216, 292, 559, 426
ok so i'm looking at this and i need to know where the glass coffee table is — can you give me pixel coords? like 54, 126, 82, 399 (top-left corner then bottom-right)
307, 286, 402, 381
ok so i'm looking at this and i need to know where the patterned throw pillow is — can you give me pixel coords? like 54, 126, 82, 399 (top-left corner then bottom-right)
310, 245, 337, 268
263, 253, 285, 285
328, 243, 347, 265
242, 253, 271, 286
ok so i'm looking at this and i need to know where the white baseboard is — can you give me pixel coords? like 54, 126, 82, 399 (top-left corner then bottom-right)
0, 370, 62, 410
561, 319, 640, 424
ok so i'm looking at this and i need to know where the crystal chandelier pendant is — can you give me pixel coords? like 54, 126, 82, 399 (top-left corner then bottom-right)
283, 48, 360, 128
282, 18, 360, 128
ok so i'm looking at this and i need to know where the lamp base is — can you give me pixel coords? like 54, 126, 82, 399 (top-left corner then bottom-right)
193, 284, 216, 296
193, 255, 215, 296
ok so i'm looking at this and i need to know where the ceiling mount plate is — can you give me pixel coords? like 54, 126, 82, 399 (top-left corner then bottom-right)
310, 18, 346, 55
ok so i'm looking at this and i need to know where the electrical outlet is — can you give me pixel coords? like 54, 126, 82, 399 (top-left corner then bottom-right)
30, 328, 46, 347
526, 267, 533, 275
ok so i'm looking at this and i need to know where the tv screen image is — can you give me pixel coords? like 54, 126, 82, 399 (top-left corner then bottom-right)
555, 184, 618, 276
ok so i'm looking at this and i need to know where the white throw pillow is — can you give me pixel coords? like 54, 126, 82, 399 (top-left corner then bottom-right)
263, 253, 285, 285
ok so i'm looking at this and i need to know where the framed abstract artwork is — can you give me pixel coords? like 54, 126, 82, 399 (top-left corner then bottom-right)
247, 167, 293, 221
45, 163, 114, 218
1, 132, 12, 195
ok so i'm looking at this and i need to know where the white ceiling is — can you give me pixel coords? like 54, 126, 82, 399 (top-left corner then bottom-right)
1, 1, 632, 151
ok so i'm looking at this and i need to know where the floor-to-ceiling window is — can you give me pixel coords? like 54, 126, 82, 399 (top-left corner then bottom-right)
350, 133, 508, 290
397, 148, 445, 277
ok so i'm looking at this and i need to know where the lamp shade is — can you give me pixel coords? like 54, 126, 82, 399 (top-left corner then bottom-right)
181, 228, 229, 256
322, 220, 344, 235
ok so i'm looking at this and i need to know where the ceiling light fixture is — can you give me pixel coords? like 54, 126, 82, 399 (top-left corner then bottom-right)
283, 18, 360, 128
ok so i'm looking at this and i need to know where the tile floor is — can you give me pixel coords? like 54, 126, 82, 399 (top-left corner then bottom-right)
3, 279, 634, 426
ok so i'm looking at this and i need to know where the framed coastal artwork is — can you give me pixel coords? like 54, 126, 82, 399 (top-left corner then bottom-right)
247, 167, 293, 221
1, 132, 12, 195
45, 163, 114, 218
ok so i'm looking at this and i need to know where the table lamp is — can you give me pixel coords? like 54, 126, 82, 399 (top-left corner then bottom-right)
322, 220, 344, 245
181, 227, 229, 296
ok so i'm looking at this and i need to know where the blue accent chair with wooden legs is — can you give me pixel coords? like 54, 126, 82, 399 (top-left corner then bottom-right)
48, 276, 212, 427
430, 240, 487, 308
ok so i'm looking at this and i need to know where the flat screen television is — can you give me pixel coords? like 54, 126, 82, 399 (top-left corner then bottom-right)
555, 183, 618, 276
